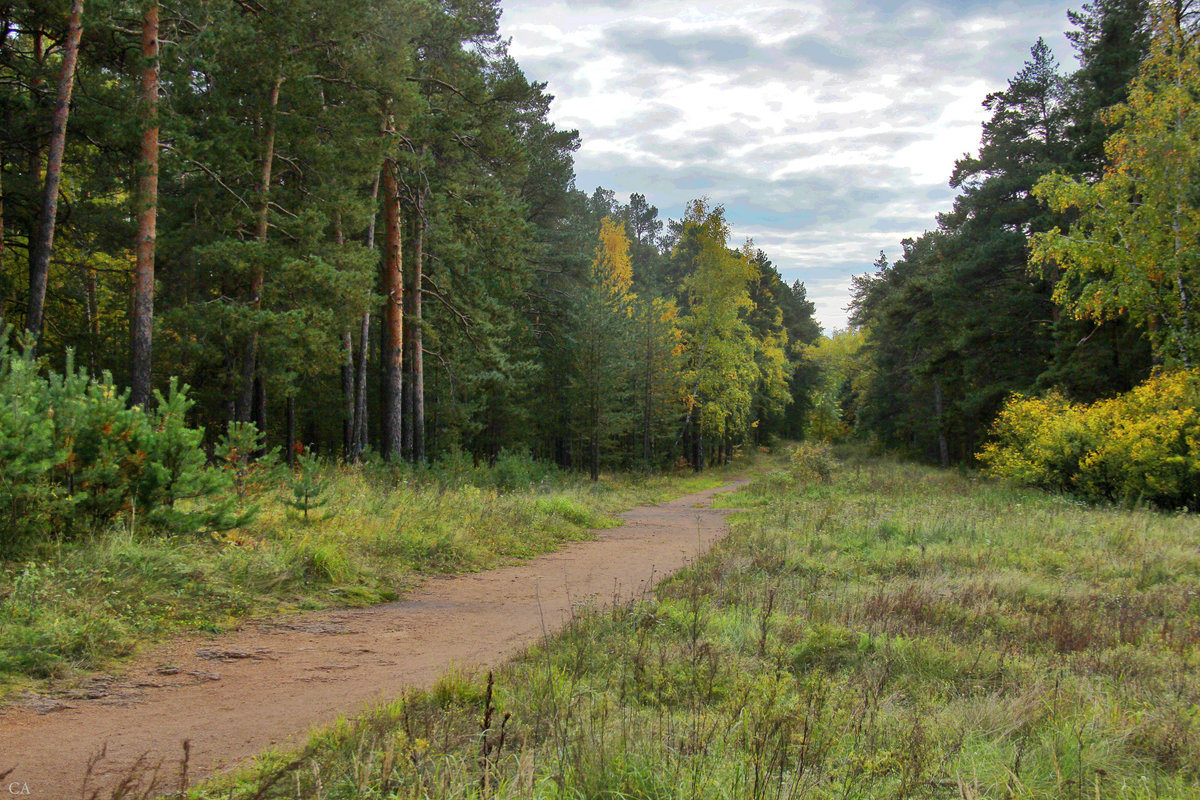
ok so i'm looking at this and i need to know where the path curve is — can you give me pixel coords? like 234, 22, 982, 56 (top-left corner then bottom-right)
0, 479, 746, 800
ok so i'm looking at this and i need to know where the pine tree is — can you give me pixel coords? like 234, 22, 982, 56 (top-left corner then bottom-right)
1066, 0, 1153, 176
130, 0, 159, 409
26, 0, 84, 349
569, 216, 636, 480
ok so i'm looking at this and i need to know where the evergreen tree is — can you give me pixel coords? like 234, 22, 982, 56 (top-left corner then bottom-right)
569, 216, 636, 480
130, 0, 160, 409
852, 40, 1070, 460
1066, 0, 1154, 176
25, 0, 84, 349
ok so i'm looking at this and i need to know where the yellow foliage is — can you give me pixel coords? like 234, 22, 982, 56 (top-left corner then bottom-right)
979, 371, 1200, 507
1029, 10, 1200, 366
789, 441, 833, 484
804, 329, 870, 442
977, 392, 1093, 489
675, 199, 761, 438
592, 216, 633, 303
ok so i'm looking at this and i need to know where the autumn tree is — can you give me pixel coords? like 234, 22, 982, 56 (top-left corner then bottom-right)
674, 201, 758, 468
803, 328, 869, 442
1032, 6, 1200, 367
569, 215, 636, 480
0, 0, 813, 474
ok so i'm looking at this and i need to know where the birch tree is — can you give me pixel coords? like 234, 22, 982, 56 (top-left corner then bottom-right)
1032, 5, 1200, 366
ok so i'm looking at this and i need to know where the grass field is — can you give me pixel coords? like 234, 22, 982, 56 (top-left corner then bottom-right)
198, 447, 1200, 799
0, 454, 742, 694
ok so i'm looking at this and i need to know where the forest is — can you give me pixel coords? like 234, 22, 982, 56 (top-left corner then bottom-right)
819, 0, 1200, 509
1, 0, 1199, 536
0, 0, 820, 493
4, 0, 1200, 797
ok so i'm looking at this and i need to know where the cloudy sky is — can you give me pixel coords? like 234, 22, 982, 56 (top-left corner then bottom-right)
499, 0, 1081, 331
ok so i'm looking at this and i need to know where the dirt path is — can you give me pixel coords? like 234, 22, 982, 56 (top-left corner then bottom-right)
0, 480, 746, 800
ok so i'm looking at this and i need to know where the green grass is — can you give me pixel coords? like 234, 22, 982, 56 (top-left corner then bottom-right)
195, 447, 1200, 799
0, 453, 755, 694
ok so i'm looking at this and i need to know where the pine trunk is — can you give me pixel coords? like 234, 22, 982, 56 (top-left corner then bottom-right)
589, 392, 600, 481
332, 214, 355, 460
402, 219, 415, 461
0, 144, 6, 280
84, 265, 98, 372
352, 168, 381, 460
412, 196, 426, 463
380, 162, 403, 460
0, 17, 6, 273
342, 328, 355, 460
642, 310, 652, 465
26, 0, 85, 347
286, 395, 296, 467
130, 0, 159, 408
354, 312, 370, 458
238, 75, 282, 422
934, 382, 950, 468
253, 375, 267, 457
23, 31, 43, 330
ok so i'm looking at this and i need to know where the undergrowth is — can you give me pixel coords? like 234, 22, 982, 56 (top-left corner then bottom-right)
0, 455, 747, 691
196, 448, 1200, 799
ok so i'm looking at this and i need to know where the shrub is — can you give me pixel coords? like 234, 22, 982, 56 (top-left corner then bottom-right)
980, 370, 1200, 508
429, 448, 476, 487
0, 333, 240, 556
215, 421, 281, 510
489, 448, 555, 492
789, 441, 834, 484
1078, 371, 1200, 506
428, 447, 559, 492
134, 380, 242, 532
0, 344, 76, 552
977, 392, 1098, 493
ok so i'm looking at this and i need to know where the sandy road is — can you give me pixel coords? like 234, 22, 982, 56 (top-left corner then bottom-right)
0, 479, 746, 800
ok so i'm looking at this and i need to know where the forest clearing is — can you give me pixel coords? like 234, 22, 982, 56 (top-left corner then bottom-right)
188, 449, 1200, 800
6, 448, 1197, 799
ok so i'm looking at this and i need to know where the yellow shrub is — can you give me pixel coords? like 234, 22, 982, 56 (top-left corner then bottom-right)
789, 441, 834, 484
977, 392, 1097, 492
980, 371, 1200, 508
1078, 371, 1200, 506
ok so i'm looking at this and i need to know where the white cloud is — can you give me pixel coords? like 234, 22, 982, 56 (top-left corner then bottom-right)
501, 0, 1079, 332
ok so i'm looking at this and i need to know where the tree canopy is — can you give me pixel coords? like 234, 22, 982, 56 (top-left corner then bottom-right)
837, 1, 1194, 462
0, 0, 823, 475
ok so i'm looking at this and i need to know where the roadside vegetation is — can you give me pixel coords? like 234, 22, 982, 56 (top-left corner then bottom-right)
0, 437, 741, 696
198, 446, 1200, 799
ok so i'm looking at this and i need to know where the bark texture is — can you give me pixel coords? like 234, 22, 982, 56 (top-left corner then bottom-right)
380, 162, 404, 460
26, 0, 85, 346
238, 76, 282, 422
130, 0, 159, 408
411, 208, 426, 463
